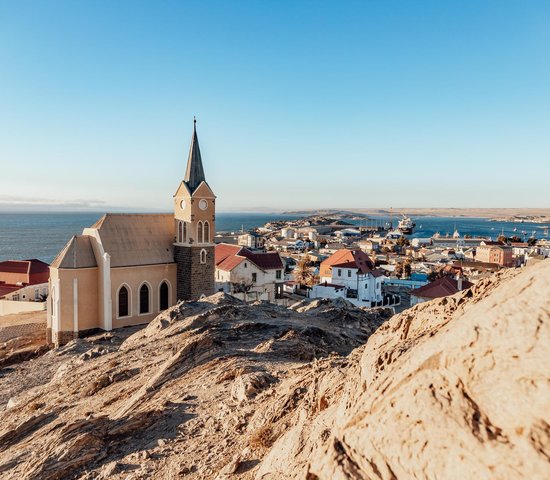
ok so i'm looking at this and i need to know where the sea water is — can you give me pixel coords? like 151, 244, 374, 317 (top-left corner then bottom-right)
0, 212, 547, 263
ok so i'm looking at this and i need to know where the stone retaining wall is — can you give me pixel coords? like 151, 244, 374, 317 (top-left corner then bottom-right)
0, 322, 46, 343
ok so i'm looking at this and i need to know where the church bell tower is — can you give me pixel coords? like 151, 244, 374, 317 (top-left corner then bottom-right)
173, 118, 216, 301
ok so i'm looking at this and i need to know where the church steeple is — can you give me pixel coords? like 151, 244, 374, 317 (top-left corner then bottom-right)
184, 117, 206, 193
174, 118, 216, 302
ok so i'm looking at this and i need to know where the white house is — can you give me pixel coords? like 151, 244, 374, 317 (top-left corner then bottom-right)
267, 238, 306, 252
238, 232, 265, 249
311, 249, 384, 307
215, 244, 285, 302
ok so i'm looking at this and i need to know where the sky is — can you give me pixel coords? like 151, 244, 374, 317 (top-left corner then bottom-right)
0, 0, 549, 212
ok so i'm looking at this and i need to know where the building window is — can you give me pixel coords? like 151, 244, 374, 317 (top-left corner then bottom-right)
348, 270, 351, 277
197, 222, 203, 244
159, 281, 169, 311
118, 286, 129, 317
276, 270, 282, 279
252, 272, 257, 283
204, 221, 210, 243
139, 284, 150, 314
244, 262, 248, 268
177, 221, 188, 243
338, 269, 342, 277
200, 248, 207, 264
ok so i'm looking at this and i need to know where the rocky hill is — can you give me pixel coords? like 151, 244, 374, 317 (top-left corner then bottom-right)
0, 261, 549, 479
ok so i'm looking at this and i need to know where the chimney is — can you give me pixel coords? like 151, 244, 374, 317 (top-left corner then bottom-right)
456, 274, 463, 291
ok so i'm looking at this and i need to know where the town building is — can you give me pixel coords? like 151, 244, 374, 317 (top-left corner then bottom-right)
267, 238, 306, 252
410, 276, 473, 306
431, 235, 488, 249
215, 244, 284, 301
0, 259, 49, 300
476, 242, 514, 267
238, 232, 265, 249
47, 120, 216, 345
311, 249, 384, 307
356, 239, 379, 253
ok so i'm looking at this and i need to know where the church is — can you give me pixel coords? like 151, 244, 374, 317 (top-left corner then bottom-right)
47, 120, 216, 346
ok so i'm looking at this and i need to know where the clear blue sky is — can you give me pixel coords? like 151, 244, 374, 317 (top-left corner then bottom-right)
1, 0, 549, 212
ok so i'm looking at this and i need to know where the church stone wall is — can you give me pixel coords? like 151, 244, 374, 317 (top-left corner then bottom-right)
175, 245, 215, 301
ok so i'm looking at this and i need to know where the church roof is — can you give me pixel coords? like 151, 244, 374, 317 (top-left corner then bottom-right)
90, 214, 175, 267
184, 119, 206, 193
51, 236, 98, 269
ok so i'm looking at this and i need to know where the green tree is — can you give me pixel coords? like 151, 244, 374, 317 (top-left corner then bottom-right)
394, 262, 404, 279
395, 237, 410, 247
403, 260, 412, 278
293, 255, 315, 287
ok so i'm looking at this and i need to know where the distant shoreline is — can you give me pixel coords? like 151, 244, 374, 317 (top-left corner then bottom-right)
281, 208, 550, 219
1, 208, 549, 220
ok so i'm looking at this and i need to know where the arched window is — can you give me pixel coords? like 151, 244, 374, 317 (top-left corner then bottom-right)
178, 221, 187, 243
203, 221, 210, 243
200, 248, 207, 264
197, 221, 203, 244
159, 281, 169, 311
118, 286, 129, 317
139, 283, 150, 314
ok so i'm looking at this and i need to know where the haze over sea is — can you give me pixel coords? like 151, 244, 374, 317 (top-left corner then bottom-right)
0, 212, 548, 264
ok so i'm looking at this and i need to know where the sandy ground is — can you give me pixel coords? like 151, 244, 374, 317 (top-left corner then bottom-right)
0, 310, 47, 327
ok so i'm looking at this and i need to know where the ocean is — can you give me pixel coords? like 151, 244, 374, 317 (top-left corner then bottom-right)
0, 212, 548, 264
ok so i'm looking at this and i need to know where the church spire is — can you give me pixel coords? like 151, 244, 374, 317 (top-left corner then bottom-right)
184, 117, 206, 192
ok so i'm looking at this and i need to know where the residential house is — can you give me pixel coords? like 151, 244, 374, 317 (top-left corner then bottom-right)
476, 242, 514, 267
311, 249, 384, 307
357, 239, 379, 253
267, 238, 306, 252
215, 244, 285, 301
238, 232, 265, 249
0, 259, 50, 300
410, 276, 473, 306
319, 243, 346, 255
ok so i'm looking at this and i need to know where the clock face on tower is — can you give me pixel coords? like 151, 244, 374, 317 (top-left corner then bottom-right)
199, 199, 208, 210
180, 199, 186, 209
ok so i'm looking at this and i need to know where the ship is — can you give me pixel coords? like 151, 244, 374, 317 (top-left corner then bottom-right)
397, 215, 416, 234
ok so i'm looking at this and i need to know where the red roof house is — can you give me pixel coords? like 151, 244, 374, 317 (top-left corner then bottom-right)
319, 249, 381, 280
0, 259, 50, 298
215, 244, 283, 272
410, 276, 473, 303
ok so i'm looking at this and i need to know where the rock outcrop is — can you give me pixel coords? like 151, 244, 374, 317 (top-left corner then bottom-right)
260, 261, 550, 479
0, 261, 549, 479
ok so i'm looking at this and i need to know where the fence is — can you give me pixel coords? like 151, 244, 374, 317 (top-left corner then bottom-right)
0, 300, 46, 316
